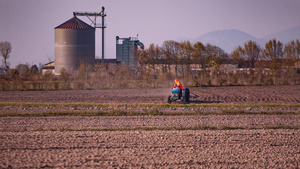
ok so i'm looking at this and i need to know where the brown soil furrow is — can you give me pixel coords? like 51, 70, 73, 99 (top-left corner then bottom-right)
0, 85, 299, 104
1, 130, 299, 168
1, 86, 300, 168
1, 115, 299, 132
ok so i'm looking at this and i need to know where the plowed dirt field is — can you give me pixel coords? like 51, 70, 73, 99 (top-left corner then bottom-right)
0, 85, 299, 104
1, 86, 299, 168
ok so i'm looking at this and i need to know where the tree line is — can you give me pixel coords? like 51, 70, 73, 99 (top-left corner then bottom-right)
136, 39, 300, 86
0, 39, 299, 91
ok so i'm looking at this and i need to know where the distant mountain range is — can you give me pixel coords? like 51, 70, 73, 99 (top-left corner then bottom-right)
184, 27, 300, 54
263, 27, 300, 44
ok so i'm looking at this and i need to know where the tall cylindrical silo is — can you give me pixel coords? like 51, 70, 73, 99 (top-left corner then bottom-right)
54, 16, 95, 75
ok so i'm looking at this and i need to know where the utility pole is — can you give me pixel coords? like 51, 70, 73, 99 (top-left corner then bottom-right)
101, 7, 106, 64
73, 6, 107, 63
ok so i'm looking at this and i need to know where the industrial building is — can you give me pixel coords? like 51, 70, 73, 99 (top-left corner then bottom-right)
54, 16, 95, 75
42, 8, 145, 75
116, 36, 144, 69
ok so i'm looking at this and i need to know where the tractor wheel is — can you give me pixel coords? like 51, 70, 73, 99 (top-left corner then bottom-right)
181, 96, 187, 104
167, 96, 172, 103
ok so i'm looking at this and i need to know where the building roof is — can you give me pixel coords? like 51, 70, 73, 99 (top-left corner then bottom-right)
44, 61, 55, 66
55, 16, 94, 29
42, 61, 55, 70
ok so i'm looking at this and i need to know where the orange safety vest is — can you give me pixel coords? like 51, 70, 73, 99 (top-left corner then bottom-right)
174, 79, 183, 90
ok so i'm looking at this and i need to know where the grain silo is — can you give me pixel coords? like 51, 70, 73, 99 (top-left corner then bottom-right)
116, 36, 144, 70
54, 16, 95, 75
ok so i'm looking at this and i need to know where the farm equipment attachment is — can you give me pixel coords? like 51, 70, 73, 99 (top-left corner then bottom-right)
167, 87, 190, 104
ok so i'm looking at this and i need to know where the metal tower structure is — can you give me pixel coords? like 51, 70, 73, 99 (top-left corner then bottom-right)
73, 6, 107, 63
116, 36, 144, 70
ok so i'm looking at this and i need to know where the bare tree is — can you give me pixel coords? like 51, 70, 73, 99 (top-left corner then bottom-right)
180, 41, 194, 77
244, 41, 261, 68
136, 46, 147, 75
147, 44, 157, 77
263, 39, 284, 70
263, 39, 284, 84
153, 44, 162, 78
192, 42, 206, 71
283, 40, 300, 84
285, 39, 300, 60
0, 41, 12, 74
231, 46, 245, 68
162, 40, 180, 76
205, 43, 228, 66
231, 40, 261, 69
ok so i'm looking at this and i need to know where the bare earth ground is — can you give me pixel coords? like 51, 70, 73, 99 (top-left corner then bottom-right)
0, 85, 299, 104
1, 130, 299, 168
0, 86, 300, 168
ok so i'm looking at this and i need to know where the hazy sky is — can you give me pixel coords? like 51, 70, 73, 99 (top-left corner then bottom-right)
1, 0, 300, 68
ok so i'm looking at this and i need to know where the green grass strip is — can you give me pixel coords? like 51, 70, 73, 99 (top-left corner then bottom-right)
0, 102, 299, 117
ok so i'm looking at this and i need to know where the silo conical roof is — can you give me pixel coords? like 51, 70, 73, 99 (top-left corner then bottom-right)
55, 16, 94, 29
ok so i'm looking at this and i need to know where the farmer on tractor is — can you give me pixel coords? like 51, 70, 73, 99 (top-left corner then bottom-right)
168, 79, 190, 104
173, 79, 183, 97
